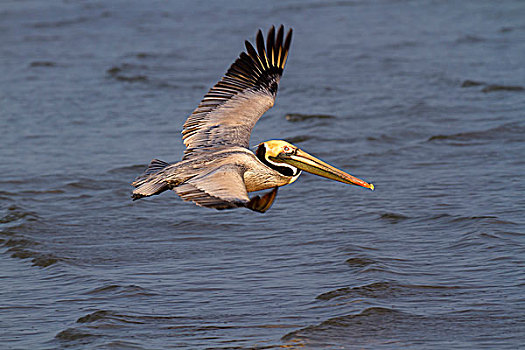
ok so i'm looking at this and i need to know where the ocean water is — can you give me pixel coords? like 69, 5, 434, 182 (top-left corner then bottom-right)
1, 0, 524, 349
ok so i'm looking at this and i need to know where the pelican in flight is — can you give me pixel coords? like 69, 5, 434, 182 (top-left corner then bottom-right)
132, 25, 374, 212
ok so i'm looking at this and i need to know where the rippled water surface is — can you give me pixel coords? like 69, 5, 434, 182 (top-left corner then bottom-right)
2, 0, 525, 349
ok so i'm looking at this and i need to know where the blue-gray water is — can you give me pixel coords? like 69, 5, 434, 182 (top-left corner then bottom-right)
1, 1, 524, 349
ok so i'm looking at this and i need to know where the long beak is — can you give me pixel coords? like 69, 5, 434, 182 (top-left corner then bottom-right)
271, 149, 374, 190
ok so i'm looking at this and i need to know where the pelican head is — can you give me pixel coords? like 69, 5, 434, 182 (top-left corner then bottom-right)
256, 140, 374, 190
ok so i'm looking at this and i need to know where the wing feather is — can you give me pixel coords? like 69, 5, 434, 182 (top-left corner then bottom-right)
181, 25, 293, 159
174, 165, 250, 210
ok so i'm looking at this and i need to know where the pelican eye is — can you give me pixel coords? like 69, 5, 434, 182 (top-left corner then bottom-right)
282, 146, 295, 155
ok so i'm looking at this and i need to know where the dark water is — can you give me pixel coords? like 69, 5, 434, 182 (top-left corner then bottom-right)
1, 0, 524, 349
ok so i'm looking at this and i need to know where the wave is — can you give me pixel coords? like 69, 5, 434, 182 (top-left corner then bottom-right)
482, 84, 524, 93
461, 79, 524, 93
106, 63, 182, 90
76, 310, 145, 325
316, 281, 462, 301
282, 307, 412, 345
282, 307, 520, 348
379, 212, 410, 224
84, 284, 156, 297
29, 61, 57, 67
345, 256, 376, 268
455, 34, 487, 44
1, 204, 61, 267
0, 204, 39, 224
55, 328, 97, 341
55, 309, 297, 348
31, 16, 90, 29
285, 113, 337, 122
427, 123, 524, 143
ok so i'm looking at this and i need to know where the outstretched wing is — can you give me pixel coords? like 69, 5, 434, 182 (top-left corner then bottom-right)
174, 165, 279, 213
182, 25, 293, 159
174, 165, 250, 210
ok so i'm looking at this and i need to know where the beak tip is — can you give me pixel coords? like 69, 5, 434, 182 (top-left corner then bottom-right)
369, 183, 374, 191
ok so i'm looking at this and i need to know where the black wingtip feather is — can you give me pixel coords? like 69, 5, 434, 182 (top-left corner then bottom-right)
275, 26, 284, 65
214, 25, 293, 97
282, 28, 293, 68
256, 30, 267, 68
244, 41, 264, 73
266, 26, 275, 66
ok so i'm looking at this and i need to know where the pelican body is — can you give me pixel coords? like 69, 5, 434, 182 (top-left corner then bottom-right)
132, 26, 374, 213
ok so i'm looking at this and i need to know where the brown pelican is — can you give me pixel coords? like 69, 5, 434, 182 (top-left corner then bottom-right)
132, 25, 374, 212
